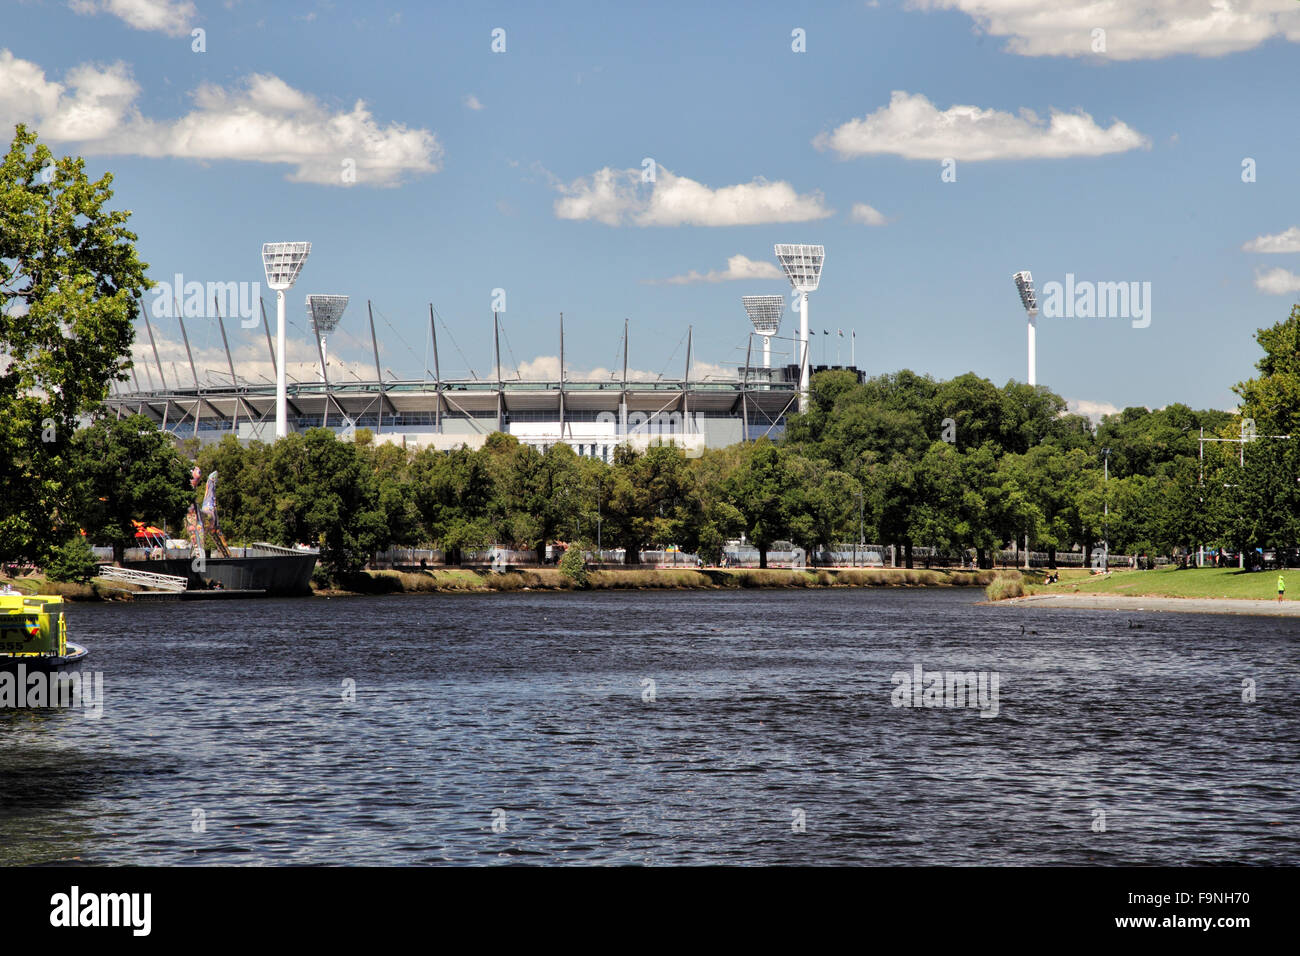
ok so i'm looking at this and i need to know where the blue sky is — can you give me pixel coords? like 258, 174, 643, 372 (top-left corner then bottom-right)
6, 0, 1300, 415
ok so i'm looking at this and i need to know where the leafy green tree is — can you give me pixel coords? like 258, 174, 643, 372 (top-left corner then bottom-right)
1234, 305, 1300, 435
687, 446, 746, 564
264, 429, 387, 572
67, 414, 191, 563
44, 533, 100, 583
0, 125, 150, 562
356, 433, 418, 551
603, 444, 697, 565
558, 543, 589, 588
733, 439, 792, 569
411, 443, 497, 563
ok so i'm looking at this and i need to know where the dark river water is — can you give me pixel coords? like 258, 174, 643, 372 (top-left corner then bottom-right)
1, 588, 1296, 865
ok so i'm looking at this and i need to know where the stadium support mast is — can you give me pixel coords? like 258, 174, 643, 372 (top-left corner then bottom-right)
775, 244, 825, 412
1014, 271, 1039, 386
262, 242, 311, 438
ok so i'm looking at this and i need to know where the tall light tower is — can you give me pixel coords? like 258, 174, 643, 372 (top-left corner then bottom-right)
775, 243, 825, 412
1013, 270, 1038, 386
306, 294, 349, 379
742, 294, 785, 369
262, 241, 311, 439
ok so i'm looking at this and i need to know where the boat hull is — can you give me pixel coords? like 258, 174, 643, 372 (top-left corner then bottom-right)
121, 552, 317, 595
0, 642, 88, 673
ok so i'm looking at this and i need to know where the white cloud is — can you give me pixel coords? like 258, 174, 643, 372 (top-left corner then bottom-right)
0, 51, 442, 186
646, 254, 784, 285
1254, 267, 1300, 295
464, 94, 484, 111
513, 355, 730, 382
849, 202, 888, 226
907, 0, 1300, 60
815, 90, 1149, 161
70, 0, 198, 37
554, 166, 832, 226
1243, 226, 1300, 254
1067, 398, 1119, 422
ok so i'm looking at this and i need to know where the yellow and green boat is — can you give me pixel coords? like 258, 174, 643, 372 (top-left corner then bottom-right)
0, 593, 87, 672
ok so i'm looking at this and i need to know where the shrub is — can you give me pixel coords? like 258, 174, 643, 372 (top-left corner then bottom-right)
985, 573, 1025, 601
558, 546, 589, 589
44, 535, 100, 584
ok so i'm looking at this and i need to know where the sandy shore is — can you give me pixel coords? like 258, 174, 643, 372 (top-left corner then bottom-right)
999, 592, 1300, 617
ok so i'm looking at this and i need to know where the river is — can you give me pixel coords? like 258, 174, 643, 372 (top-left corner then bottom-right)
1, 588, 1296, 865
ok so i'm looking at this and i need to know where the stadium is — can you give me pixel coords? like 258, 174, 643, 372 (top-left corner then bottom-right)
102, 245, 866, 458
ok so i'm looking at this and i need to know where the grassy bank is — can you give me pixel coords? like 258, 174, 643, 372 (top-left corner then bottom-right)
1025, 566, 1294, 602
6, 565, 1015, 600
0, 573, 139, 601
320, 566, 1004, 595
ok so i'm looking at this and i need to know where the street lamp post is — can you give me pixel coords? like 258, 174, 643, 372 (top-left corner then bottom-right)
1102, 447, 1110, 572
854, 490, 864, 568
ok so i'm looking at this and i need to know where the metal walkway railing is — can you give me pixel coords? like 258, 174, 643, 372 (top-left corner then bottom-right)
97, 565, 188, 592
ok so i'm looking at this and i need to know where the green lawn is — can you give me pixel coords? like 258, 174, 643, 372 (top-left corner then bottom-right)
1031, 566, 1292, 601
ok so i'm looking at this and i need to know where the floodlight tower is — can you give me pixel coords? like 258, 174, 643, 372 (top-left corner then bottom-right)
306, 294, 349, 378
1013, 270, 1039, 386
742, 294, 785, 369
775, 243, 824, 412
262, 242, 311, 438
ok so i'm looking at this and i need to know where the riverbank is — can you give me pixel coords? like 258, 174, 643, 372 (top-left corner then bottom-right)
1025, 565, 1294, 600
982, 565, 1300, 617
4, 565, 1022, 600
1000, 592, 1300, 617
317, 566, 1009, 595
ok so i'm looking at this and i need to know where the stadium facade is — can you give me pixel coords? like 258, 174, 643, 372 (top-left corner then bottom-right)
105, 357, 865, 460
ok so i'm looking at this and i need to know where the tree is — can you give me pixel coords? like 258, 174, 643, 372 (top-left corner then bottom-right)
733, 439, 791, 569
44, 533, 99, 583
265, 429, 387, 572
1234, 305, 1300, 435
0, 126, 150, 562
411, 443, 497, 564
67, 415, 191, 563
603, 444, 697, 565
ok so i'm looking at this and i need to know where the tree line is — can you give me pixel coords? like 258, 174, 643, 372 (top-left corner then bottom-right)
48, 298, 1299, 576
4, 124, 1298, 576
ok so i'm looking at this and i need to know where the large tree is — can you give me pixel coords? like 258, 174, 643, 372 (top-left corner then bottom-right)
0, 125, 150, 562
67, 415, 191, 563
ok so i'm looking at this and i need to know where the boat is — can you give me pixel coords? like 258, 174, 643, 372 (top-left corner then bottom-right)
0, 592, 88, 672
117, 470, 318, 596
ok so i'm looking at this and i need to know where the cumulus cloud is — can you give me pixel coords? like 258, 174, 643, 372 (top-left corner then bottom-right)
849, 202, 888, 226
907, 0, 1300, 60
815, 90, 1149, 161
1243, 226, 1300, 254
513, 355, 731, 382
645, 254, 784, 285
464, 94, 484, 111
553, 166, 832, 226
0, 50, 442, 187
70, 0, 197, 37
1067, 398, 1119, 422
1254, 267, 1300, 295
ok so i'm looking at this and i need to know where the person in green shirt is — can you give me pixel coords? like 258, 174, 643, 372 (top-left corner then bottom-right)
1278, 574, 1286, 603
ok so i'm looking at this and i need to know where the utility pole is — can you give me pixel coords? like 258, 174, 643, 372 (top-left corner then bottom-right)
1102, 448, 1110, 573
